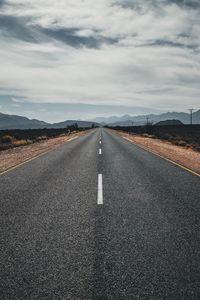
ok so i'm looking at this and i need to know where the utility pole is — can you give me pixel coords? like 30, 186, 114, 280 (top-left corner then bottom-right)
188, 109, 195, 125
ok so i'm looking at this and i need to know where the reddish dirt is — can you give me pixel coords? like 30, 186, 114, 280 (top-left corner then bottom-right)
112, 130, 200, 175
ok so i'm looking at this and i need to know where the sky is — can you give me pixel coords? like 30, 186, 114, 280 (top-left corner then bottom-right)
0, 0, 199, 122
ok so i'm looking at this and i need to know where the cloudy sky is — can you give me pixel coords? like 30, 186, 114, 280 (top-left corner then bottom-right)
0, 0, 199, 121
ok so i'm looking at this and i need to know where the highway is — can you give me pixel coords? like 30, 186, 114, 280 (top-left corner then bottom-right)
0, 128, 200, 299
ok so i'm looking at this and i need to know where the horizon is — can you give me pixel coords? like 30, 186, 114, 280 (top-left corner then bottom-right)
0, 107, 199, 124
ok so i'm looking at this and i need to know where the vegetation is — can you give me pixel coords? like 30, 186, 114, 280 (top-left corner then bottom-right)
108, 125, 200, 152
0, 125, 91, 151
66, 123, 79, 132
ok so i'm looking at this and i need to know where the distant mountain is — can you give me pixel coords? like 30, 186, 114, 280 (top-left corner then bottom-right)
91, 115, 135, 124
102, 110, 200, 126
1, 110, 199, 129
0, 112, 99, 129
192, 110, 200, 124
91, 116, 121, 124
50, 120, 99, 129
0, 113, 49, 129
155, 119, 184, 126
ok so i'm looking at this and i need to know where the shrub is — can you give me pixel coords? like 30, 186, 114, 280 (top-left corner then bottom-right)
142, 133, 155, 138
177, 140, 187, 147
172, 140, 187, 147
35, 135, 48, 141
1, 135, 15, 144
163, 133, 173, 141
58, 133, 67, 137
142, 133, 150, 138
12, 139, 32, 147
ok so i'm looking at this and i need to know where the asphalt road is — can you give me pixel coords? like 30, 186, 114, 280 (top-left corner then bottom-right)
0, 128, 200, 300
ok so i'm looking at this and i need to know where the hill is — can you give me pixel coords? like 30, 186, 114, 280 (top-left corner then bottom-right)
51, 120, 98, 129
0, 112, 99, 129
0, 113, 48, 129
155, 119, 183, 126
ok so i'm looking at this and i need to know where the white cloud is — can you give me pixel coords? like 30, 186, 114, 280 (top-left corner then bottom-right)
0, 0, 200, 113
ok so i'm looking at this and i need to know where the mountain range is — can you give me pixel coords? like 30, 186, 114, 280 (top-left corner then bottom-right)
0, 113, 98, 129
0, 110, 199, 129
91, 110, 200, 126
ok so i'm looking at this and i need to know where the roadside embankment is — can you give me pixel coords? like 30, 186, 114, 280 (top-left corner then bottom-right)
111, 129, 200, 175
0, 131, 87, 174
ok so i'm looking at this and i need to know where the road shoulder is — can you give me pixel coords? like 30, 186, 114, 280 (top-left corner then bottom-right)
110, 129, 200, 176
0, 131, 88, 175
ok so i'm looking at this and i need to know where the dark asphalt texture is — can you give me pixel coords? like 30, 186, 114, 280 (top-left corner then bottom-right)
0, 128, 200, 300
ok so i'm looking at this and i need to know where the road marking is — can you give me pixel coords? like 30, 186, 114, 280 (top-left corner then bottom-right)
123, 137, 200, 178
99, 141, 102, 144
97, 174, 103, 205
0, 136, 78, 176
99, 148, 102, 155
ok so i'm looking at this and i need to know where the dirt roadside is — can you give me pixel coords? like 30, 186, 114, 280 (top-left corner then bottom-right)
0, 131, 88, 174
111, 129, 200, 175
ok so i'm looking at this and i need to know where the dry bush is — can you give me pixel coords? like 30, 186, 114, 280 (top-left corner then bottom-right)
142, 133, 150, 138
162, 133, 173, 141
35, 135, 48, 142
12, 139, 32, 147
142, 133, 156, 138
1, 135, 15, 144
172, 140, 187, 147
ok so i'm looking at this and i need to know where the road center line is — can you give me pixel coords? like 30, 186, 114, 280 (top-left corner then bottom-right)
99, 148, 102, 155
97, 174, 103, 205
99, 140, 101, 144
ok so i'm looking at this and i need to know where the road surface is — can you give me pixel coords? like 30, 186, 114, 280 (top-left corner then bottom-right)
0, 128, 200, 299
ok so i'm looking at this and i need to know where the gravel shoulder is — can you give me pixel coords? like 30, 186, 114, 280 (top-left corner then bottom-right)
0, 131, 87, 174
112, 130, 200, 175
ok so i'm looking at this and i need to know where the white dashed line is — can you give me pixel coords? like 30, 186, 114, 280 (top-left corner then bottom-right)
99, 148, 102, 155
97, 174, 103, 205
99, 141, 101, 144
